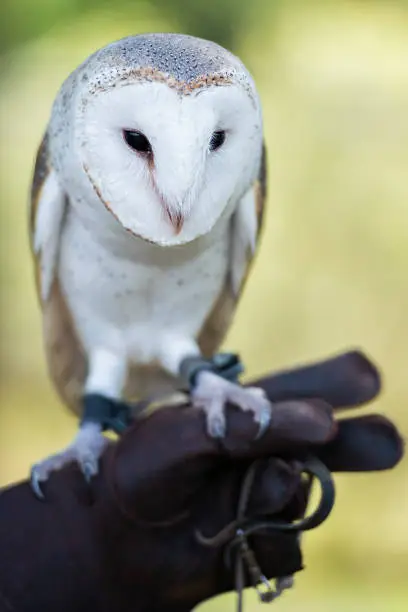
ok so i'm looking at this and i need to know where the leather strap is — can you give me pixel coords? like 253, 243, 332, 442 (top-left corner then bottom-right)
196, 456, 335, 611
180, 353, 244, 388
81, 394, 133, 434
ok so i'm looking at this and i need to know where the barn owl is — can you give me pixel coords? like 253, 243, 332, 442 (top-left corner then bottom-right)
29, 33, 270, 496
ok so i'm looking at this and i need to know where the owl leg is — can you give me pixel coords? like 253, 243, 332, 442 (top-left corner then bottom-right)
30, 349, 128, 499
158, 337, 271, 439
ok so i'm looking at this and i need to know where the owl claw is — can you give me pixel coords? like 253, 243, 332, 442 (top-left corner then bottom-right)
207, 413, 227, 439
192, 372, 272, 439
254, 404, 273, 439
30, 466, 46, 501
82, 460, 98, 484
28, 422, 107, 499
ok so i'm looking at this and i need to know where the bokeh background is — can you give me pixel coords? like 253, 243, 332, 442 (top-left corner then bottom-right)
1, 0, 408, 609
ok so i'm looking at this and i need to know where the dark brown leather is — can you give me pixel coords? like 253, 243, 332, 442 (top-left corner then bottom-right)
0, 350, 403, 612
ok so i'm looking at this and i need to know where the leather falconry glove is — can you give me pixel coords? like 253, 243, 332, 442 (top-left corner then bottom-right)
0, 350, 403, 612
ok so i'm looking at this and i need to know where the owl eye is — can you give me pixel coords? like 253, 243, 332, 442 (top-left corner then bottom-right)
123, 130, 152, 155
209, 130, 226, 152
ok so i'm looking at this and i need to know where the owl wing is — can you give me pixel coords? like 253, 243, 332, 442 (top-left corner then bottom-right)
30, 134, 66, 301
197, 143, 267, 357
30, 133, 86, 414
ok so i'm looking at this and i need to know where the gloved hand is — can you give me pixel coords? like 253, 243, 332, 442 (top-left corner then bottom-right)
0, 351, 403, 612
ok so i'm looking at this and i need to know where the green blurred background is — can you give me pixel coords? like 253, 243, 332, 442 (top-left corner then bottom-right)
1, 0, 408, 609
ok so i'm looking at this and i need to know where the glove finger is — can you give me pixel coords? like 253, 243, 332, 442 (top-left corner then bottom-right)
315, 414, 404, 472
108, 399, 335, 523
247, 458, 304, 517
250, 350, 380, 410
220, 398, 336, 457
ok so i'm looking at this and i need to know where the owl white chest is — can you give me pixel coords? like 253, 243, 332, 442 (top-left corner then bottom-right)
58, 207, 231, 365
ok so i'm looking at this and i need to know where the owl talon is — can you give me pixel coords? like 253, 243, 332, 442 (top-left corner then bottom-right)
82, 460, 98, 484
207, 413, 227, 438
254, 405, 272, 440
30, 466, 46, 501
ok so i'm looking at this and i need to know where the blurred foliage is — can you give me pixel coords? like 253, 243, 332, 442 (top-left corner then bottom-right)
0, 0, 286, 55
1, 0, 408, 610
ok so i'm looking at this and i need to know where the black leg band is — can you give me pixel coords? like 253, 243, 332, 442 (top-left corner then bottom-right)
180, 353, 244, 389
80, 394, 133, 435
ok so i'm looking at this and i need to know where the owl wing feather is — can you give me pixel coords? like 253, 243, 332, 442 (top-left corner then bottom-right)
197, 143, 267, 357
30, 133, 86, 415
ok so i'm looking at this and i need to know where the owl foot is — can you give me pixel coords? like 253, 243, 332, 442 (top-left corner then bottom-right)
30, 422, 108, 500
192, 371, 272, 438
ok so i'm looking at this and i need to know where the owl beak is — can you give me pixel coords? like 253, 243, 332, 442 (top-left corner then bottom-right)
152, 177, 185, 234
164, 207, 184, 234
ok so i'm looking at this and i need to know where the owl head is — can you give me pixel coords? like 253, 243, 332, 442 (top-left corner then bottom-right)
50, 33, 263, 246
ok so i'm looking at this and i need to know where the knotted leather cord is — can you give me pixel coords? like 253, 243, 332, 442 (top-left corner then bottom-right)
195, 456, 335, 611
